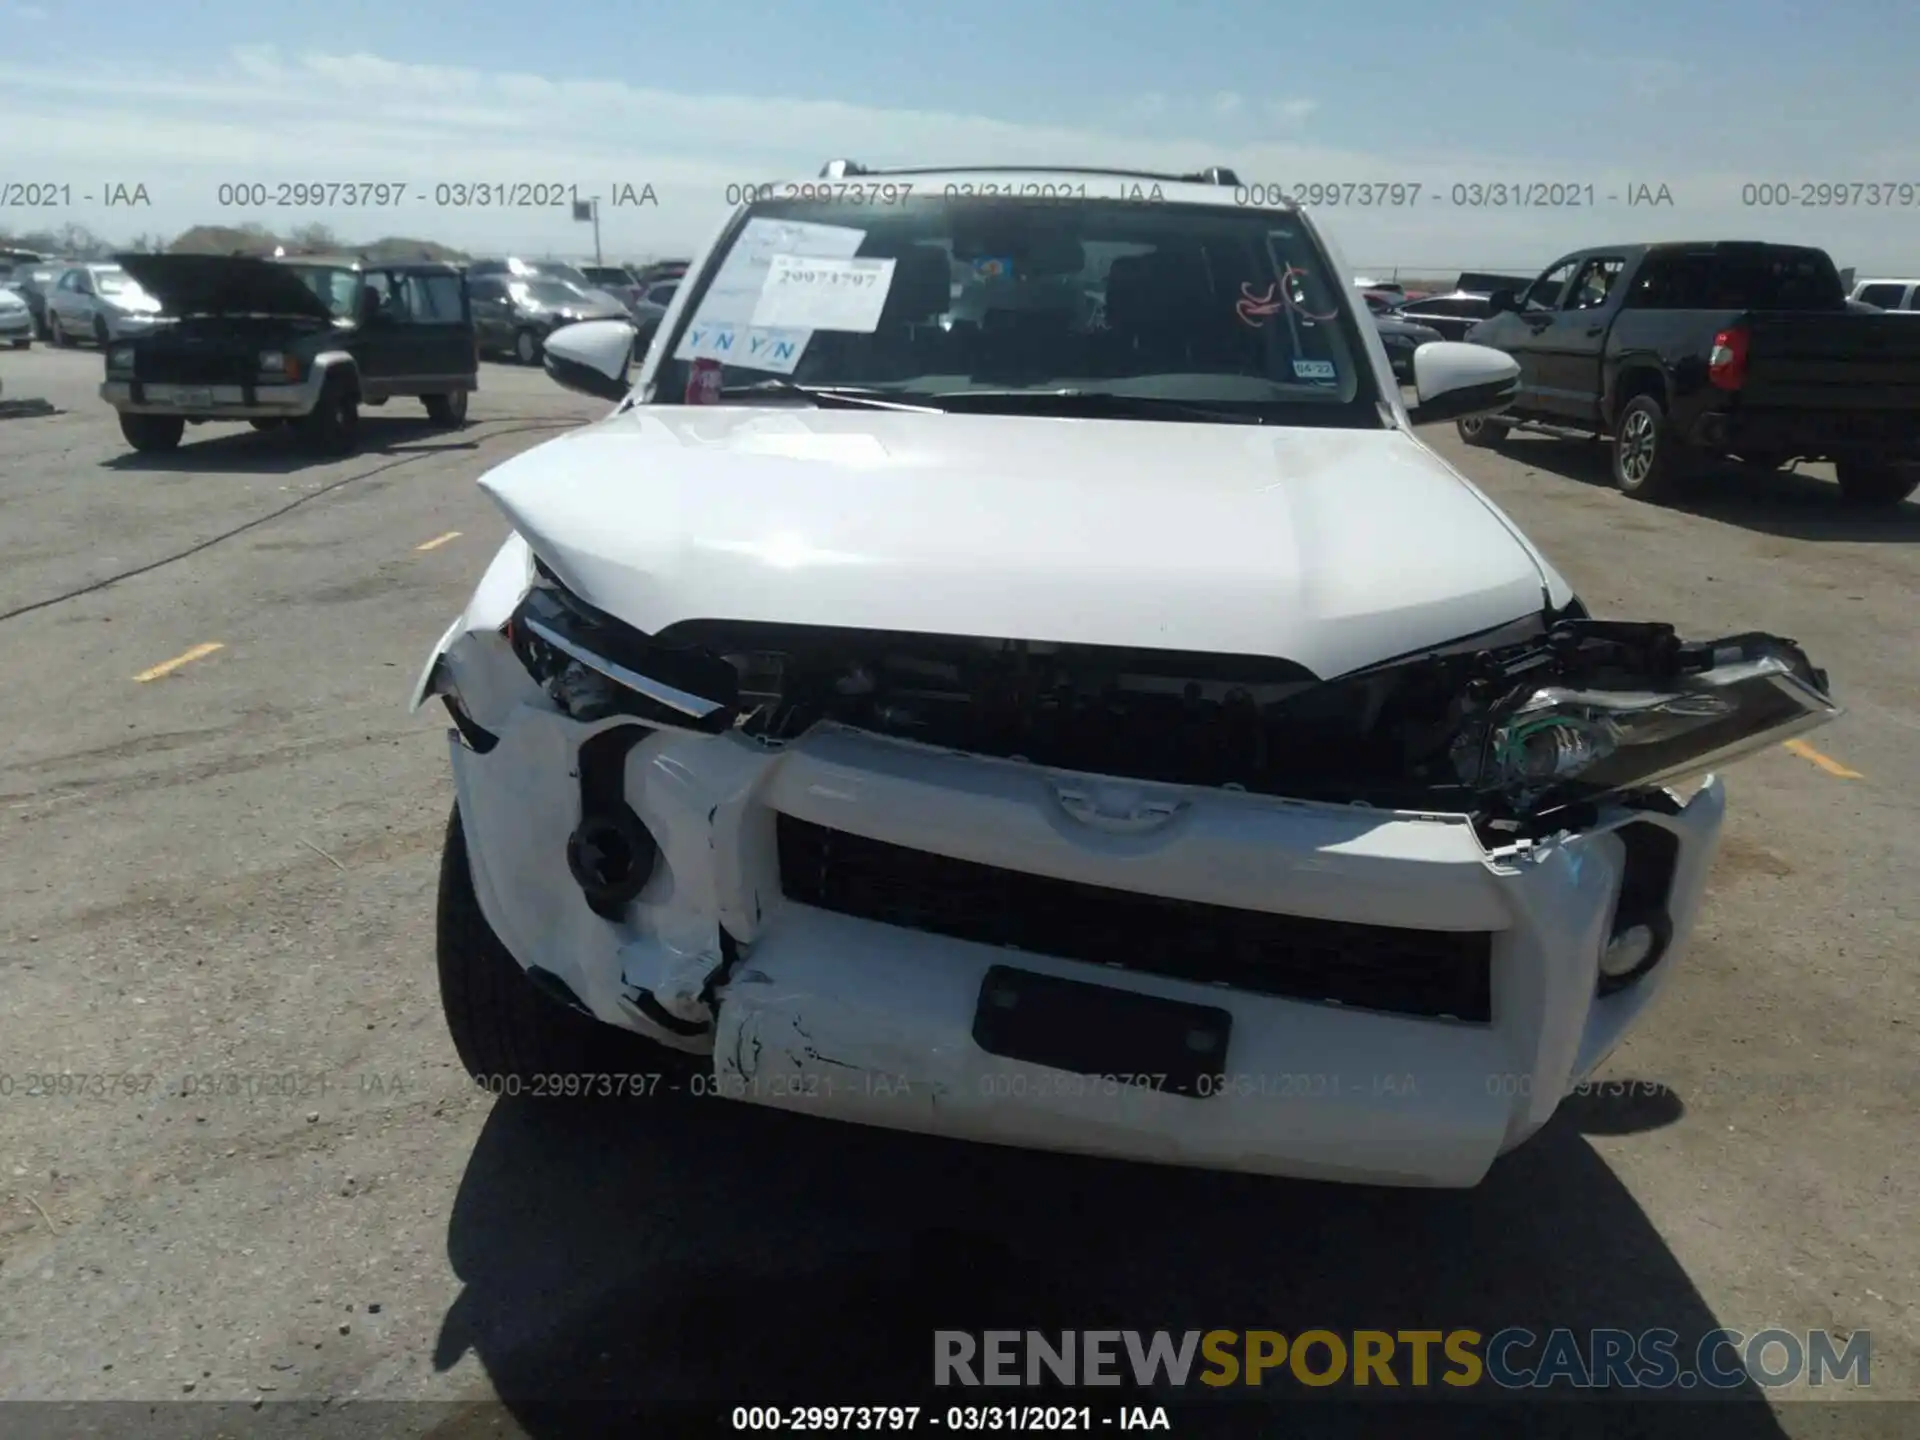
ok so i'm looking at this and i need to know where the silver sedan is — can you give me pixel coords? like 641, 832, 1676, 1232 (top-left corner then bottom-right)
0, 284, 31, 348
44, 263, 166, 347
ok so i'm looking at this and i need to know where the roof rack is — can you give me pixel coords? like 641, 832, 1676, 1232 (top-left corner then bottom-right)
818, 160, 1243, 186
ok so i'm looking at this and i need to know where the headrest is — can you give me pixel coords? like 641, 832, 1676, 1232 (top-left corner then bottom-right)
865, 241, 952, 325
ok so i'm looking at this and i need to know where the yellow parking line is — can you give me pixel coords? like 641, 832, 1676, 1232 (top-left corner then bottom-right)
133, 642, 224, 683
415, 531, 462, 552
1783, 739, 1863, 779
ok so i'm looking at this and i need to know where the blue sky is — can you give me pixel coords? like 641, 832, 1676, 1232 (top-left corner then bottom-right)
4, 0, 1918, 272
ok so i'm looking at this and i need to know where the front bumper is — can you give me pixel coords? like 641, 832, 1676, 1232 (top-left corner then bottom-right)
0, 311, 30, 339
437, 630, 1728, 1188
100, 370, 324, 419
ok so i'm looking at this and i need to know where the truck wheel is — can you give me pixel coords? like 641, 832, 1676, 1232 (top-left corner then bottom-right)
514, 329, 541, 366
1612, 394, 1694, 502
298, 375, 360, 456
1456, 415, 1510, 448
119, 412, 185, 452
1834, 459, 1920, 508
423, 390, 469, 427
436, 805, 692, 1094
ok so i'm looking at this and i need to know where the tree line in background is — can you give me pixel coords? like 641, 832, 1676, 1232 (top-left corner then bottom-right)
0, 220, 668, 269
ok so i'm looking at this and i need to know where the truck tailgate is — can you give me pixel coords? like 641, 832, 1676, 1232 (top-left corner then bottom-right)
1744, 311, 1920, 409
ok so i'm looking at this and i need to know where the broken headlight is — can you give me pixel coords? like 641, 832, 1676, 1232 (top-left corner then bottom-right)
1454, 628, 1838, 809
506, 561, 740, 732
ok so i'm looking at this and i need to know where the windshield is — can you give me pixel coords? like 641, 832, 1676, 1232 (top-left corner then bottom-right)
649, 195, 1377, 421
93, 268, 132, 294
533, 263, 593, 288
512, 278, 591, 306
283, 265, 360, 318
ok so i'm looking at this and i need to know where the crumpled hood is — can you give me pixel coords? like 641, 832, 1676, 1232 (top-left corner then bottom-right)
478, 407, 1554, 679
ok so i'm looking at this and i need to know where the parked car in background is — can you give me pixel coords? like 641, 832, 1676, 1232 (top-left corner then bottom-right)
1372, 312, 1444, 381
1391, 289, 1497, 342
467, 257, 631, 317
579, 264, 645, 308
0, 282, 32, 347
0, 247, 46, 286
10, 261, 72, 339
46, 263, 167, 346
640, 279, 680, 308
631, 259, 689, 286
1462, 240, 1920, 506
468, 272, 630, 365
100, 252, 477, 456
1847, 277, 1920, 312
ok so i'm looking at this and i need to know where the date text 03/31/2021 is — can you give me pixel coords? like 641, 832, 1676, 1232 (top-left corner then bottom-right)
730, 1405, 1172, 1431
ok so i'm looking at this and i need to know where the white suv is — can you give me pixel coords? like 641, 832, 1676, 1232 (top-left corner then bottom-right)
412, 164, 1836, 1187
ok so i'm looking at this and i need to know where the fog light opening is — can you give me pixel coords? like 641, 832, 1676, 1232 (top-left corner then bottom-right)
1597, 914, 1672, 995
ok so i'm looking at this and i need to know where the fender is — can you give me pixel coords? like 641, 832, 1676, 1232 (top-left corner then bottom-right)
408, 532, 536, 713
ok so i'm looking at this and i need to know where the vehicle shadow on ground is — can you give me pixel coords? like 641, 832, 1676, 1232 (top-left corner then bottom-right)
98, 415, 480, 475
1499, 432, 1920, 544
428, 1081, 1787, 1439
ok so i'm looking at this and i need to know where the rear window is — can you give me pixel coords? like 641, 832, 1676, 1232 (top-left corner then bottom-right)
1628, 246, 1844, 310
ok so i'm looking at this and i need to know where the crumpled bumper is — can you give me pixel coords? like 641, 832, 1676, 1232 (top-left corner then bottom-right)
435, 623, 1727, 1189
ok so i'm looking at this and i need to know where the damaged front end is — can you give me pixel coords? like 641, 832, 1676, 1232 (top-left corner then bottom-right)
490, 556, 1838, 839
418, 549, 1836, 1180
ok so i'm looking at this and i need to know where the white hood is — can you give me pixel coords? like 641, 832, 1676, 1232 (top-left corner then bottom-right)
478, 407, 1553, 679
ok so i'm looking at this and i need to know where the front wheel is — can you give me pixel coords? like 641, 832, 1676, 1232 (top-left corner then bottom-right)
436, 806, 692, 1094
46, 311, 66, 347
8, 338, 27, 350
1456, 415, 1509, 448
119, 412, 185, 452
1611, 394, 1695, 502
298, 377, 359, 455
93, 315, 109, 347
1835, 458, 1920, 508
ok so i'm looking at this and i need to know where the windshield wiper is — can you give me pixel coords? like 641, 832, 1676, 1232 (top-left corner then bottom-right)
714, 379, 943, 413
922, 389, 1266, 425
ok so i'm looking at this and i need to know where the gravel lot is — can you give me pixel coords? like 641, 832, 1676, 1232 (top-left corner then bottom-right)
0, 342, 1914, 1436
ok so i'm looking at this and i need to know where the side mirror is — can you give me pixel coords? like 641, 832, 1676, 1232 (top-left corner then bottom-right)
1486, 289, 1517, 315
543, 318, 637, 402
1403, 342, 1519, 426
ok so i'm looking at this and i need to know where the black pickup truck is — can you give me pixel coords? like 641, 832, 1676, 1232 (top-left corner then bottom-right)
1457, 241, 1920, 507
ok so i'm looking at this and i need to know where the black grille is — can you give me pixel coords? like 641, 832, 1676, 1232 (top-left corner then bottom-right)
776, 815, 1493, 1023
134, 350, 254, 384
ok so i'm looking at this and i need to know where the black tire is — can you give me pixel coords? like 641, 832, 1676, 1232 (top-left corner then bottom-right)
248, 418, 286, 431
436, 805, 689, 1093
514, 329, 541, 366
8, 338, 28, 350
119, 412, 185, 452
424, 389, 469, 427
46, 311, 66, 347
298, 374, 360, 456
1456, 414, 1509, 448
93, 315, 109, 347
1611, 393, 1695, 502
1834, 458, 1920, 508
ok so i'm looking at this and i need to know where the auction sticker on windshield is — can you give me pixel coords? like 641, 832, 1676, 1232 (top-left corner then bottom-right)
673, 216, 868, 374
751, 255, 896, 331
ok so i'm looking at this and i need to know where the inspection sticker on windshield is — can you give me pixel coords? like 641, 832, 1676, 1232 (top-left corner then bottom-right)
751, 255, 897, 332
1292, 358, 1337, 382
674, 217, 869, 372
